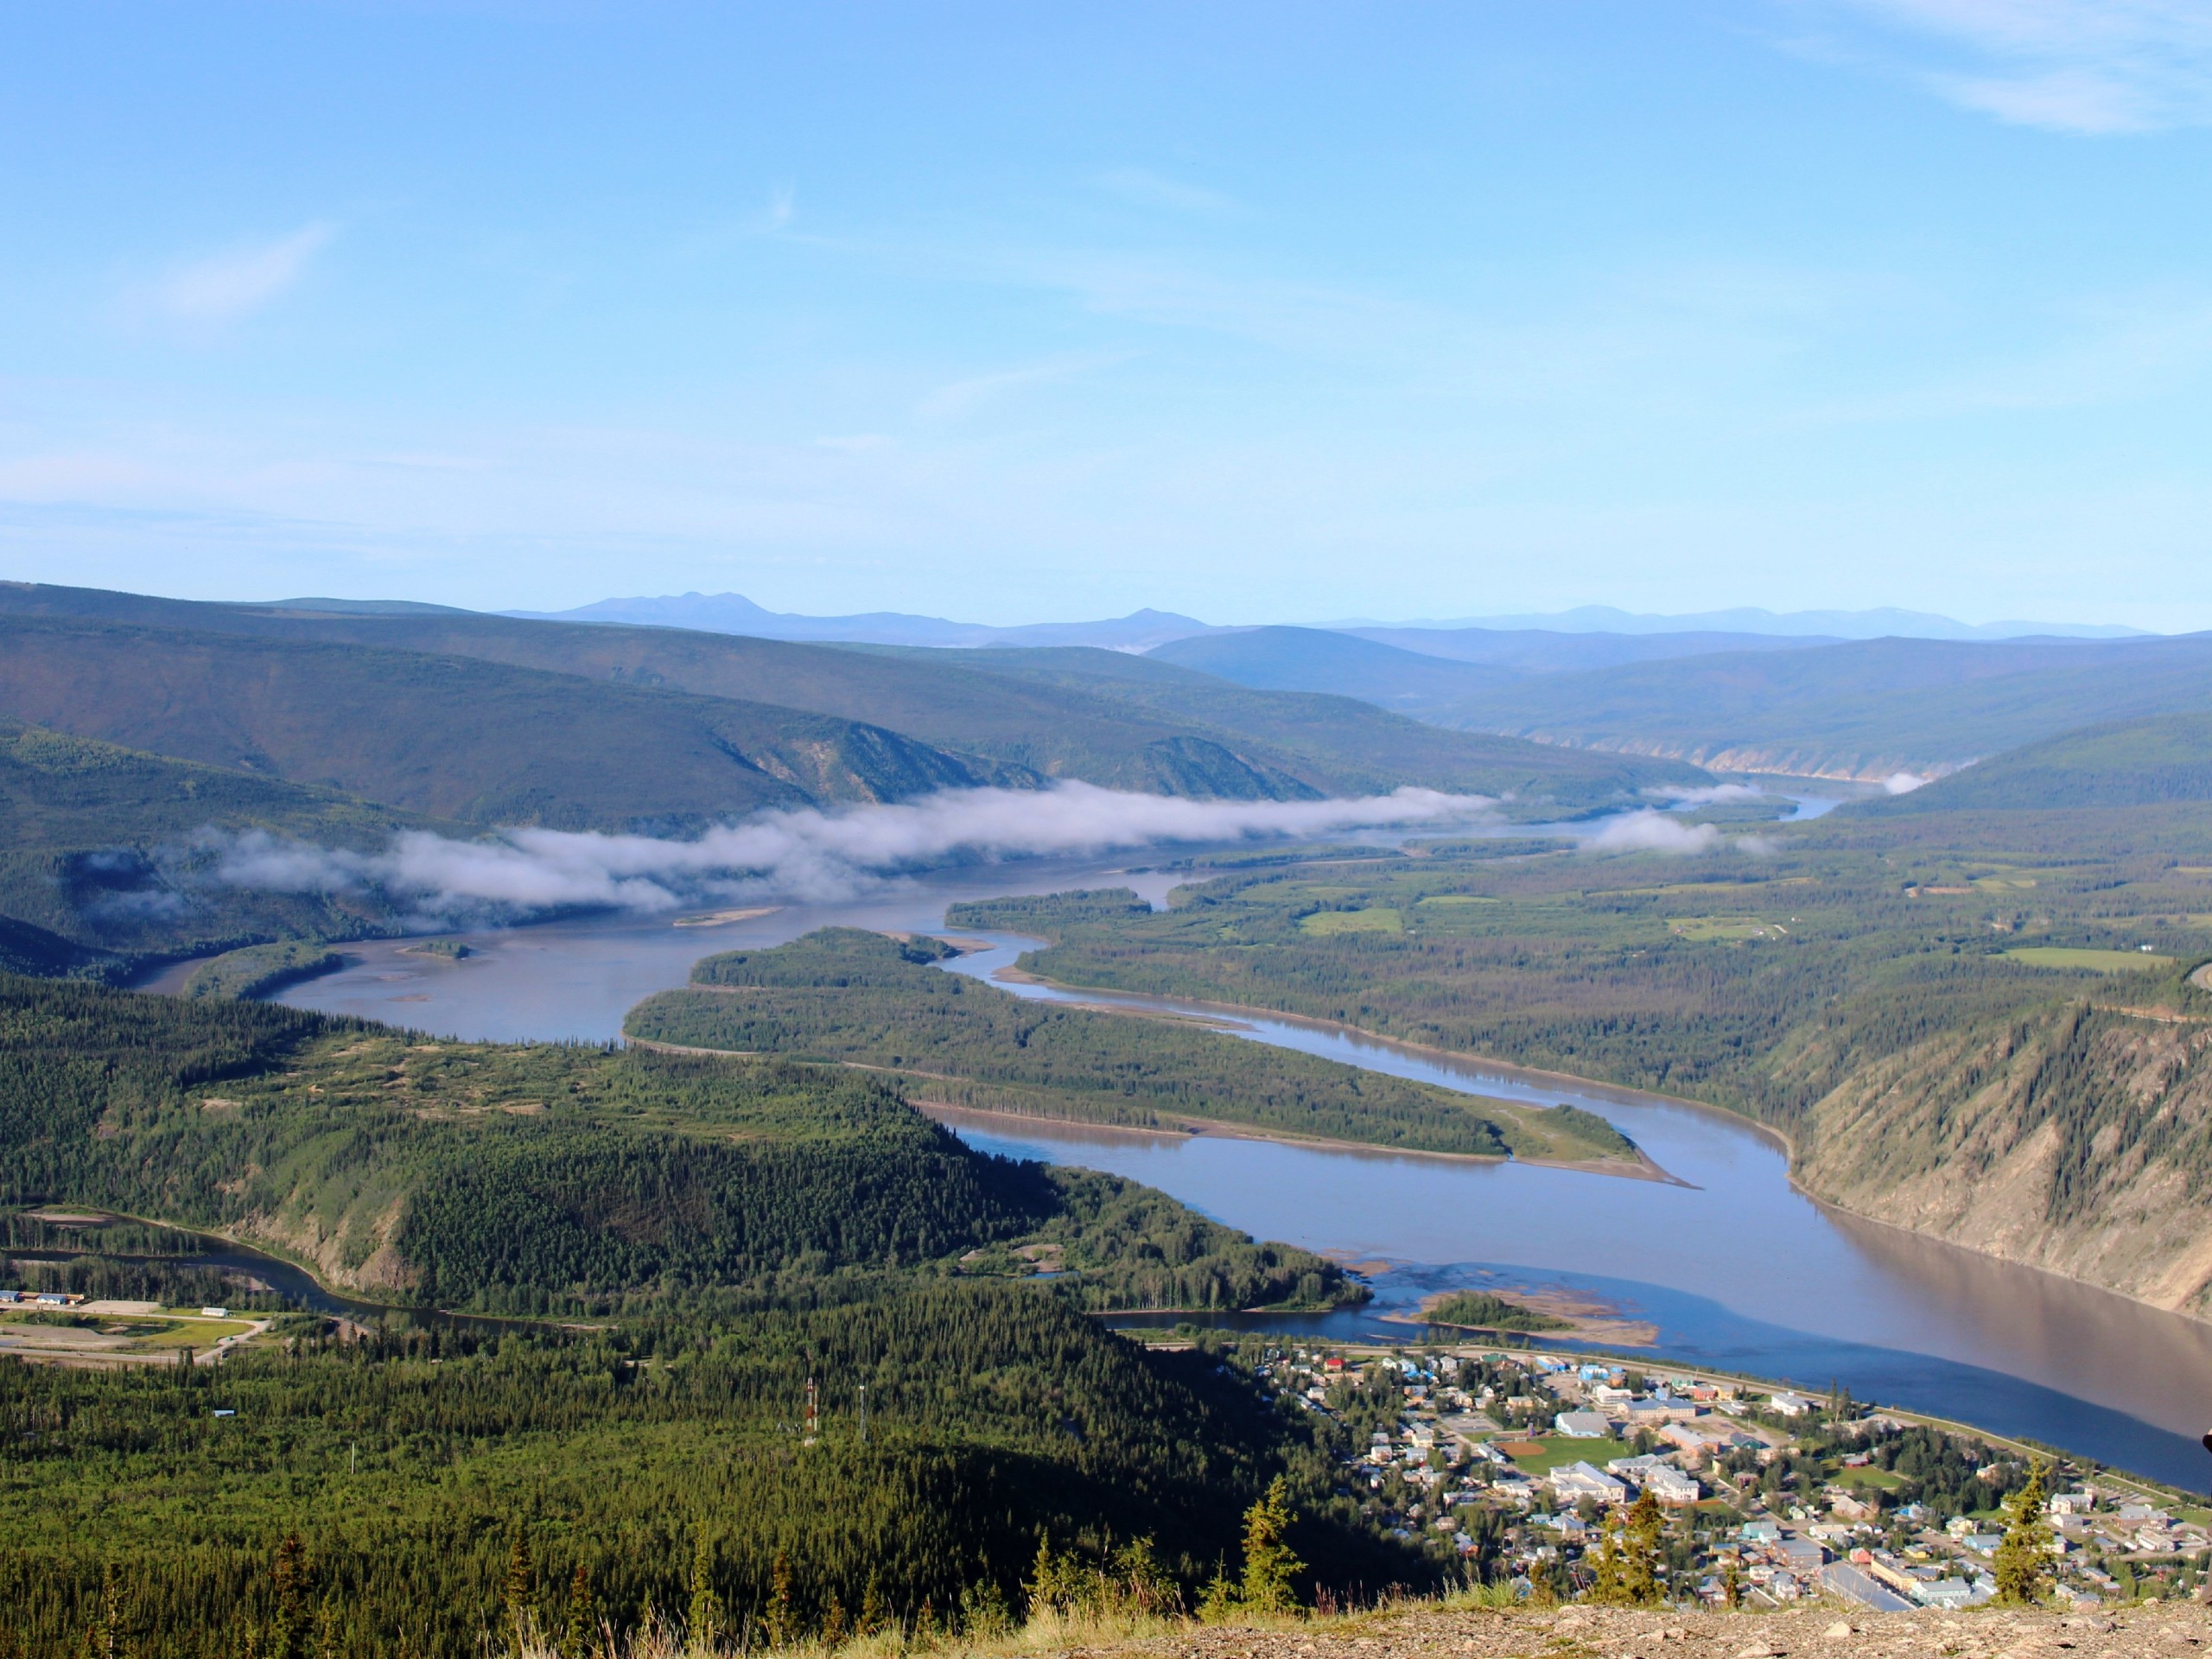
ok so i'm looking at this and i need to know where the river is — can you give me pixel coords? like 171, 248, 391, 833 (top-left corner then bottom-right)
264, 842, 2212, 1489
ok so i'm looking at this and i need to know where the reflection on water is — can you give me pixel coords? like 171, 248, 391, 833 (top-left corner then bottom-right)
272, 857, 1191, 1043
272, 847, 2212, 1487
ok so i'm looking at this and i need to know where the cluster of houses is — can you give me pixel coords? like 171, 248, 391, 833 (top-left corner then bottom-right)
0, 1287, 84, 1307
1248, 1344, 2203, 1611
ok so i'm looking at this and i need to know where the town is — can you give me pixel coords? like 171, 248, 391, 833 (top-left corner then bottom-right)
1230, 1340, 2209, 1611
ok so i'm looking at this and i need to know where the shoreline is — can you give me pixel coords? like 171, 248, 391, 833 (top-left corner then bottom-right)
978, 957, 1777, 1154
975, 959, 2212, 1335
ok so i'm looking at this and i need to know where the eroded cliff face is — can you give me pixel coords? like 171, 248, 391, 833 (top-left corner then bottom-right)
1793, 1002, 2212, 1319
235, 1193, 422, 1298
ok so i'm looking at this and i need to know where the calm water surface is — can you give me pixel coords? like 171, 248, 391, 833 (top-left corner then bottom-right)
273, 842, 2212, 1488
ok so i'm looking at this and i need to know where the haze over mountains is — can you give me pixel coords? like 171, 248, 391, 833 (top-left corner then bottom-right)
1, 575, 2208, 977
514, 590, 2144, 650
511, 591, 1217, 651
0, 581, 1708, 970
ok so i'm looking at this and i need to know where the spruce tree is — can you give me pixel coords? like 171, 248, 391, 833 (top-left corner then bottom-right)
761, 1548, 792, 1650
1993, 1461, 2055, 1605
268, 1535, 307, 1659
502, 1524, 536, 1655
1197, 1560, 1240, 1624
1586, 1493, 1662, 1607
687, 1533, 723, 1654
560, 1564, 599, 1659
1238, 1478, 1305, 1616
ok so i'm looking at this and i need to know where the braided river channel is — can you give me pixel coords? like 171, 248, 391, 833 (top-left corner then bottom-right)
257, 849, 2212, 1490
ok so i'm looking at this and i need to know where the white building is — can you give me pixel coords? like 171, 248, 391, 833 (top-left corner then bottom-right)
1550, 1462, 1629, 1505
1554, 1409, 1612, 1438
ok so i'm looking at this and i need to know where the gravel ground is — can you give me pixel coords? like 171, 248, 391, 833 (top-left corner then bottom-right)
1050, 1601, 2210, 1659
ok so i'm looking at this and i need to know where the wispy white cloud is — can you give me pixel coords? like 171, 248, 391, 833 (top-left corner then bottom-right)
1810, 1, 2212, 131
145, 222, 334, 322
211, 782, 1497, 919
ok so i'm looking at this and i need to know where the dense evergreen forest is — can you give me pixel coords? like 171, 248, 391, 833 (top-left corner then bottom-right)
0, 976, 1436, 1654
0, 1287, 1439, 1658
0, 974, 1354, 1314
625, 928, 1631, 1165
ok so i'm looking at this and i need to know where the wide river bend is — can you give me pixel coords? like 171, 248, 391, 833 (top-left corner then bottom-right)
260, 850, 2212, 1489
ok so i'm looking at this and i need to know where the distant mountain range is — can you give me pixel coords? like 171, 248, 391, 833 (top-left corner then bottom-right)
1332, 605, 2147, 642
505, 590, 2147, 651
505, 592, 1217, 651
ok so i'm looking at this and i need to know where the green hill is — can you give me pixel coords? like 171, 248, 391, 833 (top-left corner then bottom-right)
1857, 712, 2212, 812
1427, 633, 2212, 778
0, 976, 1426, 1655
0, 718, 439, 961
1344, 623, 1834, 673
0, 717, 423, 850
871, 645, 1706, 805
0, 974, 1356, 1315
0, 586, 1707, 809
1146, 626, 1519, 710
0, 614, 1000, 832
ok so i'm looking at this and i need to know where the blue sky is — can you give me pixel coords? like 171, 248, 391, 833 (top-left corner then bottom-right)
3, 2, 2211, 627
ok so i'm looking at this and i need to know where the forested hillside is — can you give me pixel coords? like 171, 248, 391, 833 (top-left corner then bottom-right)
0, 1285, 1428, 1659
0, 719, 431, 963
0, 975, 1439, 1656
0, 584, 1704, 809
1863, 711, 2212, 812
1146, 626, 1519, 709
880, 644, 1706, 804
1788, 992, 2212, 1315
0, 976, 1352, 1315
0, 615, 1001, 831
624, 928, 1634, 1165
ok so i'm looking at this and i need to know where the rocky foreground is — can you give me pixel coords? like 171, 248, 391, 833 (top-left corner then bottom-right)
1049, 1602, 2209, 1659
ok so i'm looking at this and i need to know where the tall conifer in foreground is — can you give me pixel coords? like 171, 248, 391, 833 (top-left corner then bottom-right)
1994, 1460, 2054, 1605
1237, 1478, 1305, 1616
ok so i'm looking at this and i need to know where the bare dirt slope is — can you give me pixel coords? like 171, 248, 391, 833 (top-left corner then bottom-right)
1792, 1004, 2212, 1319
1052, 1603, 2208, 1659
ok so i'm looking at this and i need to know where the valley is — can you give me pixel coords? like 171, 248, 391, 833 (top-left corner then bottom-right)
20, 10, 2212, 1649
3, 583, 2211, 1650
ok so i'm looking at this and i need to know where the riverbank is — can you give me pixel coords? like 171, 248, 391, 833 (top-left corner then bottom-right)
915, 1097, 1679, 1184
977, 958, 2212, 1336
981, 958, 1781, 1162
257, 887, 2212, 1482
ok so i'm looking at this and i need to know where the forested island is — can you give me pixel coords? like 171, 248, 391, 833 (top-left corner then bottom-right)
624, 929, 1635, 1167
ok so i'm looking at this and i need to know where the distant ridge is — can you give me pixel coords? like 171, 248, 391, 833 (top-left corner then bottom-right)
512, 592, 2152, 648
507, 591, 1221, 651
1331, 605, 2149, 642
264, 596, 477, 617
